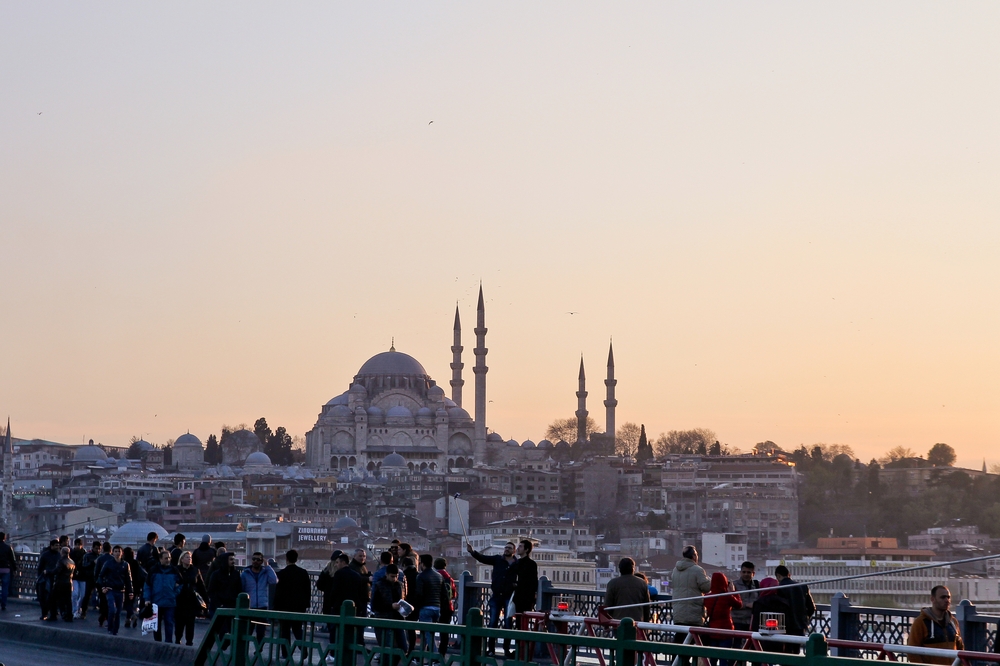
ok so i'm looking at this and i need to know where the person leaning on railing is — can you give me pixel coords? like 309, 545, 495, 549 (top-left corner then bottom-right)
604, 557, 650, 623
907, 585, 963, 665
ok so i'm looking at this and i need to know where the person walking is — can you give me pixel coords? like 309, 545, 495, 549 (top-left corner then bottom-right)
145, 549, 181, 642
0, 531, 18, 612
434, 557, 457, 657
604, 558, 651, 622
371, 563, 408, 666
731, 561, 759, 633
414, 553, 445, 653
169, 534, 186, 566
36, 539, 61, 621
908, 586, 964, 665
79, 540, 102, 619
274, 549, 311, 657
466, 540, 517, 654
241, 551, 278, 642
97, 545, 134, 636
48, 546, 76, 622
175, 550, 207, 646
399, 555, 419, 657
94, 541, 114, 627
68, 538, 86, 618
775, 565, 815, 645
192, 535, 217, 584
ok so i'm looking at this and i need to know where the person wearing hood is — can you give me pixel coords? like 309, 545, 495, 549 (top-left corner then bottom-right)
192, 534, 217, 583
907, 586, 963, 664
704, 572, 743, 664
750, 577, 793, 654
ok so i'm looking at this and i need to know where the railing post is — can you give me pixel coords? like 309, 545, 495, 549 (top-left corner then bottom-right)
233, 593, 250, 666
805, 633, 830, 666
458, 570, 474, 625
538, 575, 552, 612
463, 607, 486, 665
830, 593, 858, 658
957, 599, 987, 653
338, 600, 357, 666
617, 617, 637, 666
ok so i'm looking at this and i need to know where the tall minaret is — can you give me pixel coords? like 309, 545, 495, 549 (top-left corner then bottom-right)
576, 356, 588, 443
2, 418, 12, 533
450, 304, 464, 407
604, 340, 617, 440
473, 286, 488, 457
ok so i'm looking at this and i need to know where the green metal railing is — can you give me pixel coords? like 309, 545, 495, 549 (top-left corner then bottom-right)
195, 593, 873, 666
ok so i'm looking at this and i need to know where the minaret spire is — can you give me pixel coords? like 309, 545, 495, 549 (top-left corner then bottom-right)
450, 303, 464, 407
576, 355, 589, 443
2, 417, 12, 533
473, 285, 488, 462
604, 339, 617, 441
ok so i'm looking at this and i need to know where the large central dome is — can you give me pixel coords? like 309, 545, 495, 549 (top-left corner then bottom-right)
356, 349, 428, 377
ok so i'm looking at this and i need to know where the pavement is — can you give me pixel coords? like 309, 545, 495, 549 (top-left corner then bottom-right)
0, 597, 201, 664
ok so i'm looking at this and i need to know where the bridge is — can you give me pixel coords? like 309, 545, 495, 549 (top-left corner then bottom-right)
5, 557, 1000, 665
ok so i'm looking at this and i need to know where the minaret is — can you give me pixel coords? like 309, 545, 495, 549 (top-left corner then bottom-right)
2, 418, 12, 533
604, 340, 617, 440
450, 304, 464, 407
473, 286, 488, 459
576, 356, 588, 443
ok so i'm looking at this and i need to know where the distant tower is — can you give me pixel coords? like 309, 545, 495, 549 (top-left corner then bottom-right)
473, 286, 488, 459
576, 356, 588, 443
450, 304, 464, 407
604, 340, 617, 439
2, 418, 12, 533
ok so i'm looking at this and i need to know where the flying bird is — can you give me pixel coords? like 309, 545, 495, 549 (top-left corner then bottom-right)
428, 120, 434, 125
566, 311, 578, 315
37, 112, 42, 115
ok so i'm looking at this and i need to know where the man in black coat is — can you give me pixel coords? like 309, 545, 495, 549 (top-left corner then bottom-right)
507, 540, 539, 659
207, 552, 243, 642
775, 565, 816, 642
0, 531, 19, 612
36, 540, 61, 621
275, 549, 312, 657
413, 553, 446, 653
192, 534, 217, 584
466, 540, 517, 654
78, 540, 102, 619
329, 552, 368, 663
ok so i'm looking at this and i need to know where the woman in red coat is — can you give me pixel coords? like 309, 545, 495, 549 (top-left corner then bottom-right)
704, 572, 744, 666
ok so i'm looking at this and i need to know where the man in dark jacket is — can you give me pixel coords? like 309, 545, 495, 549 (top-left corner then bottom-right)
414, 553, 445, 652
192, 534, 217, 583
97, 545, 133, 636
507, 540, 539, 659
604, 558, 651, 622
36, 540, 61, 621
372, 564, 408, 666
94, 541, 114, 627
400, 556, 419, 654
775, 565, 815, 641
169, 533, 186, 566
0, 531, 19, 612
275, 549, 312, 657
466, 540, 516, 649
78, 540, 102, 619
136, 532, 160, 574
207, 552, 242, 643
330, 552, 368, 664
350, 548, 372, 599
68, 538, 87, 618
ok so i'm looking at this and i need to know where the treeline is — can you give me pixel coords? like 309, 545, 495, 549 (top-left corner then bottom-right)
203, 417, 295, 466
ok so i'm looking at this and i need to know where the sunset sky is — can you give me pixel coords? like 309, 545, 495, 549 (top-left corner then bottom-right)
2, 3, 998, 469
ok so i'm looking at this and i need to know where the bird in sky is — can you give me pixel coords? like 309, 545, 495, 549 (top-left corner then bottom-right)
567, 311, 578, 315
428, 120, 434, 125
37, 112, 42, 115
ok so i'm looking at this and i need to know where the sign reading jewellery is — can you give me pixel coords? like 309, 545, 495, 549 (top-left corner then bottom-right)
296, 526, 330, 543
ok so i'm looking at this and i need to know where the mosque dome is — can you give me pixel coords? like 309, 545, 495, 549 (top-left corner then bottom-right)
555, 440, 570, 449
334, 516, 359, 529
383, 452, 407, 467
447, 407, 472, 421
357, 350, 427, 377
538, 440, 553, 449
330, 404, 353, 417
326, 391, 350, 406
387, 405, 412, 418
428, 385, 445, 400
75, 444, 108, 462
416, 407, 435, 424
487, 433, 504, 442
522, 440, 536, 449
436, 408, 448, 417
174, 433, 203, 448
506, 439, 520, 448
133, 439, 156, 452
245, 451, 272, 466
113, 520, 168, 545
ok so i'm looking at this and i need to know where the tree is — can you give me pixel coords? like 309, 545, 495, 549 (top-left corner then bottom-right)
204, 434, 219, 464
635, 424, 654, 463
879, 446, 917, 466
927, 443, 956, 467
654, 428, 717, 457
127, 438, 145, 460
545, 417, 601, 443
253, 418, 272, 448
615, 422, 641, 457
266, 426, 294, 466
162, 443, 172, 467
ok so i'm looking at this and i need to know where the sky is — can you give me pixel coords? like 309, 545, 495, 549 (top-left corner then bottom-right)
2, 2, 998, 469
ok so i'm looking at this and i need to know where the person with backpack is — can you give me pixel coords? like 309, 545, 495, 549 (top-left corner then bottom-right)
435, 557, 457, 657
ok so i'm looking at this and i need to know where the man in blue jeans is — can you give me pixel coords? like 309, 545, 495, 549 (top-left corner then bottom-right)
414, 553, 445, 654
466, 540, 516, 655
0, 531, 17, 611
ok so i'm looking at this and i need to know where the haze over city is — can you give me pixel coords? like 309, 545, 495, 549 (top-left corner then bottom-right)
2, 3, 998, 468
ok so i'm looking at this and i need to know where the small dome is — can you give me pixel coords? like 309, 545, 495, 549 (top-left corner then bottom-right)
383, 452, 407, 467
487, 433, 504, 442
75, 444, 108, 462
444, 398, 458, 407
522, 440, 536, 449
357, 350, 427, 377
428, 385, 445, 399
349, 383, 368, 395
436, 408, 448, 417
133, 439, 155, 452
245, 451, 272, 466
506, 439, 520, 447
113, 520, 168, 545
447, 406, 472, 421
330, 404, 353, 417
334, 516, 358, 529
387, 405, 412, 418
555, 440, 570, 448
326, 392, 350, 406
538, 440, 553, 449
416, 407, 434, 417
174, 433, 202, 448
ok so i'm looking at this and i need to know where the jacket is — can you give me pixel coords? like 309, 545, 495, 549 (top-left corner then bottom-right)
908, 608, 964, 664
402, 565, 419, 609
94, 553, 115, 583
241, 565, 278, 609
438, 568, 457, 615
136, 542, 159, 572
176, 564, 207, 615
669, 558, 711, 625
604, 573, 651, 622
125, 557, 147, 593
730, 577, 759, 628
704, 573, 743, 630
145, 563, 182, 608
54, 556, 76, 586
328, 566, 368, 617
414, 567, 445, 611
372, 578, 404, 619
0, 540, 17, 571
192, 544, 217, 582
97, 558, 133, 595
777, 577, 815, 635
38, 548, 61, 580
208, 566, 243, 609
274, 563, 312, 613
69, 546, 87, 574
510, 557, 538, 613
469, 550, 515, 599
80, 550, 101, 584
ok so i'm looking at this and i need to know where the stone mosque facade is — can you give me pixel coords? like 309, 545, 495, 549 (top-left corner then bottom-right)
305, 287, 618, 475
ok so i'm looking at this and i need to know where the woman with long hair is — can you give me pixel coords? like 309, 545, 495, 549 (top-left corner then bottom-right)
175, 550, 208, 646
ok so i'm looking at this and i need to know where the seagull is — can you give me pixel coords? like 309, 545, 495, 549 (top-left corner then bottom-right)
566, 311, 578, 315
428, 121, 434, 125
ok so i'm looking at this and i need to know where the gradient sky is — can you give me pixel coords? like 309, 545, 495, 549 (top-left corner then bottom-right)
2, 3, 998, 469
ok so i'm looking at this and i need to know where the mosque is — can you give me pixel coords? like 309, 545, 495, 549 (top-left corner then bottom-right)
304, 287, 617, 475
